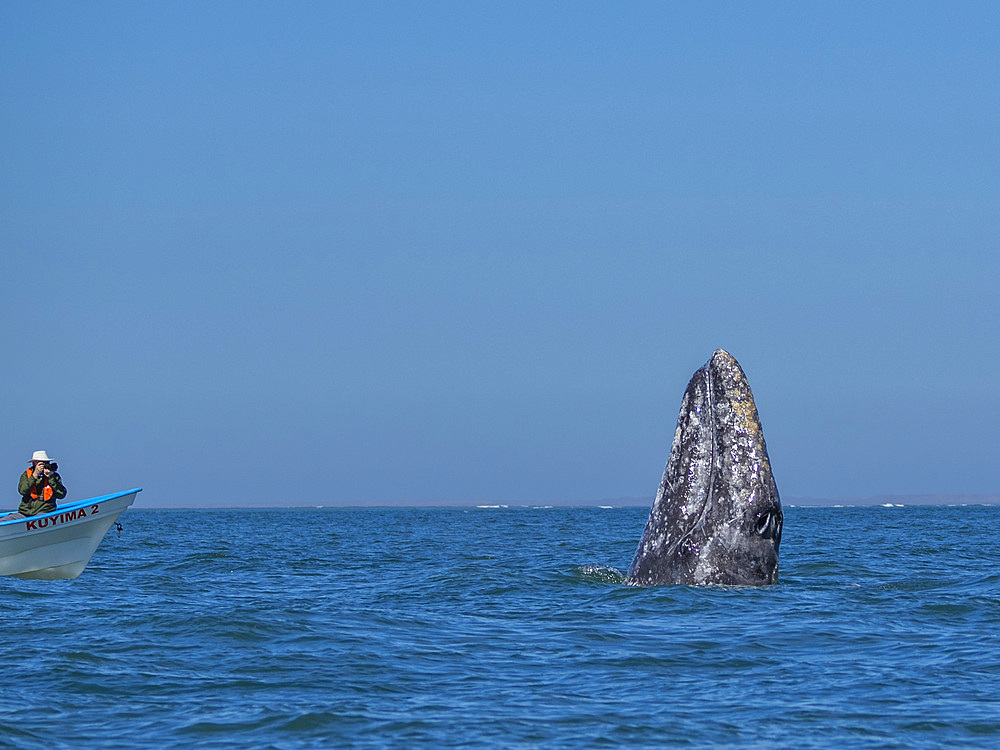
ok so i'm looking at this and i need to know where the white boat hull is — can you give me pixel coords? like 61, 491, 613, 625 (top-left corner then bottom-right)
0, 489, 141, 580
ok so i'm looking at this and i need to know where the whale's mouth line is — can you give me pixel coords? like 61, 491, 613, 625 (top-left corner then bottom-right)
662, 364, 717, 560
705, 361, 718, 528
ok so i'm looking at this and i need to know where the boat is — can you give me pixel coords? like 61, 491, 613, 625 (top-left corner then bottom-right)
0, 488, 141, 580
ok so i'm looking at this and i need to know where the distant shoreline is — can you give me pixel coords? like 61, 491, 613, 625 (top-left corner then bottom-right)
784, 494, 1000, 507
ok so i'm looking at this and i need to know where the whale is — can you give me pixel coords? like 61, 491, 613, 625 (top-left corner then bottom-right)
626, 349, 782, 586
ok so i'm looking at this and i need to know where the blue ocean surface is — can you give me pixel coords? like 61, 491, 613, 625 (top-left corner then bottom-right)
2, 504, 999, 749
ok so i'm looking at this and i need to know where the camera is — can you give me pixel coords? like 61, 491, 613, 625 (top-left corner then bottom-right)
47, 462, 58, 473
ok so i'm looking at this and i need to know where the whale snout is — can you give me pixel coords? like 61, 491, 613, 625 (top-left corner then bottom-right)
627, 349, 782, 586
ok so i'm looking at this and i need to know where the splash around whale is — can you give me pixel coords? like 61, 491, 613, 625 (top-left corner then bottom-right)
627, 349, 782, 586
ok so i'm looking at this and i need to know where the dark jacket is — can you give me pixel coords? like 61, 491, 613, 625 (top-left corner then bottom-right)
18, 468, 67, 516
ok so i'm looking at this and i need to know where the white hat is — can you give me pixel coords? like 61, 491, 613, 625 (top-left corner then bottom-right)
29, 450, 53, 463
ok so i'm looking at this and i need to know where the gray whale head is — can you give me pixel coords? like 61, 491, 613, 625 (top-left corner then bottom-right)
627, 349, 782, 586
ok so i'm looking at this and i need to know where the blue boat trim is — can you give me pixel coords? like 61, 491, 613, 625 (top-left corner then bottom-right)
0, 488, 142, 527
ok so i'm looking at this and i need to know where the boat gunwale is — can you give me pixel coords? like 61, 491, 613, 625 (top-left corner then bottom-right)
0, 488, 143, 527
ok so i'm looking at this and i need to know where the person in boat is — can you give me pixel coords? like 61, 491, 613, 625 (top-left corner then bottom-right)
17, 450, 67, 517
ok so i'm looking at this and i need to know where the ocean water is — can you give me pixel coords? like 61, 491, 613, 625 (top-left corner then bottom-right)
2, 504, 999, 749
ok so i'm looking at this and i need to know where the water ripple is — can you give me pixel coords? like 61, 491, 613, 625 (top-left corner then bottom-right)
1, 506, 999, 748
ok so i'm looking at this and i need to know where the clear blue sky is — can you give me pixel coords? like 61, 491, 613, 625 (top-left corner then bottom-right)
2, 2, 998, 506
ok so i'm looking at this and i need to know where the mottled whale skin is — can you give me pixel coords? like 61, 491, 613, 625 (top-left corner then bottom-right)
626, 349, 782, 586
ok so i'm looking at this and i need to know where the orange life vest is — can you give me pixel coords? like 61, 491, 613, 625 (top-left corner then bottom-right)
24, 469, 54, 502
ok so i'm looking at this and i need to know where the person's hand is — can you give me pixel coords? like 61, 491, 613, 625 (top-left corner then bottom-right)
34, 463, 49, 478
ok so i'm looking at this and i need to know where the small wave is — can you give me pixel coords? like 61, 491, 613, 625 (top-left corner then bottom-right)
575, 564, 628, 585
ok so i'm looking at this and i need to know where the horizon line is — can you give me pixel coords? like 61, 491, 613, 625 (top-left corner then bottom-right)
130, 493, 1000, 510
